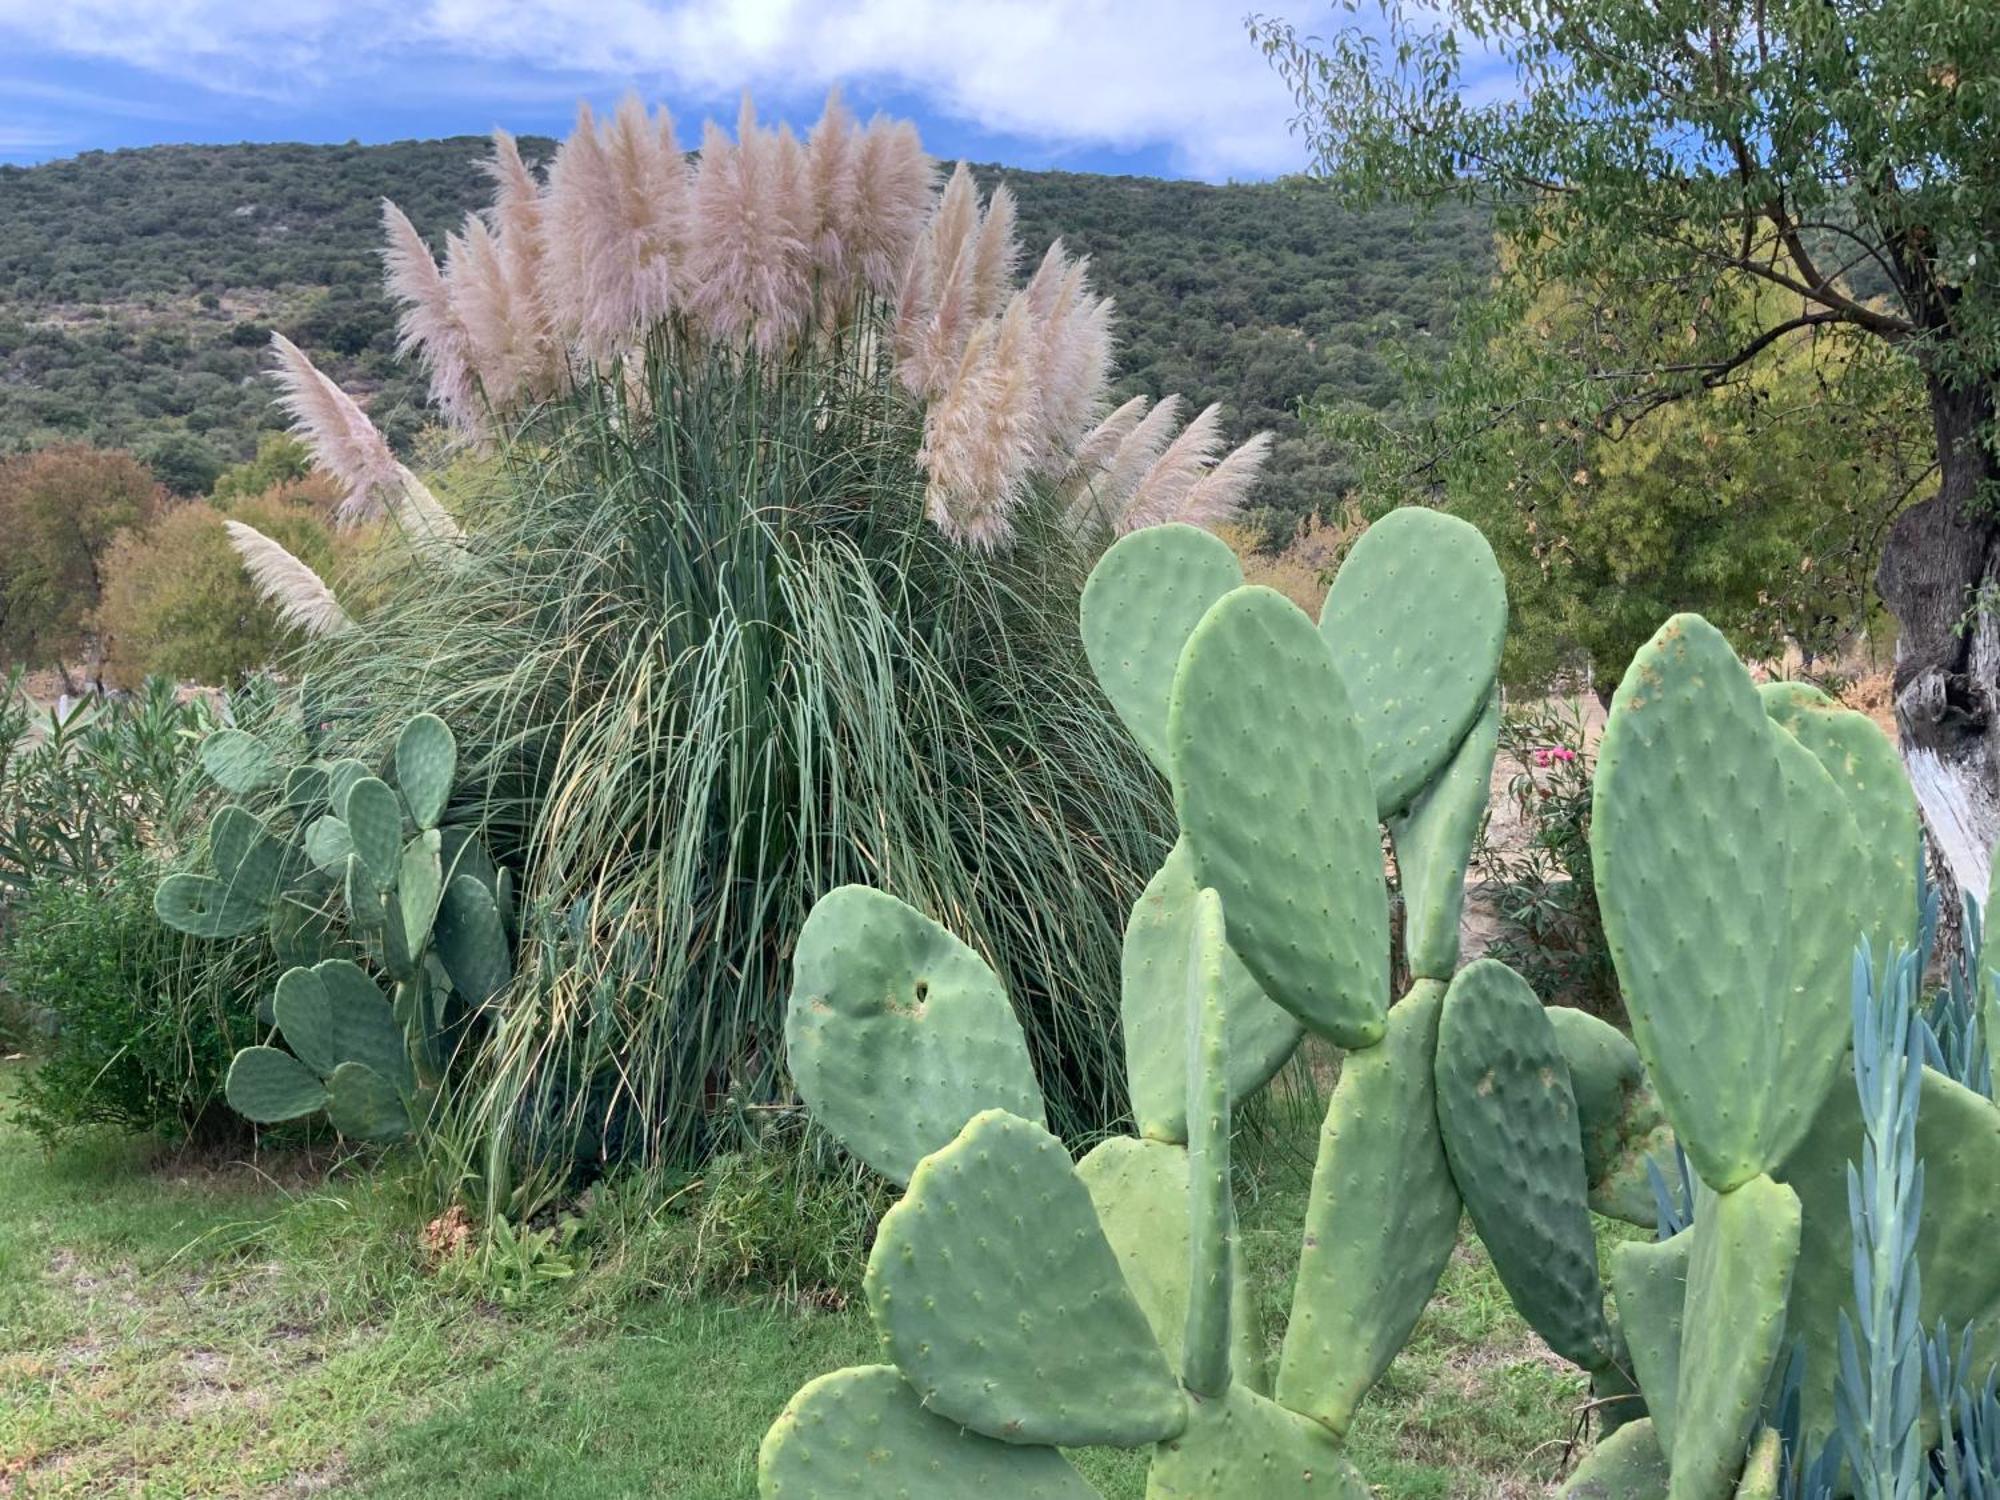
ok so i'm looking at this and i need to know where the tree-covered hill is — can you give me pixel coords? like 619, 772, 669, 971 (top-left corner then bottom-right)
0, 137, 1491, 537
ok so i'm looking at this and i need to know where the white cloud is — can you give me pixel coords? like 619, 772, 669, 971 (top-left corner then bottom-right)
0, 0, 1323, 178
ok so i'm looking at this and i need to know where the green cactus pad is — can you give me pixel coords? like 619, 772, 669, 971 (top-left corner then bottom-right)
1276, 978, 1461, 1435
1592, 613, 1862, 1191
1671, 1174, 1800, 1500
304, 815, 355, 872
1610, 1233, 1689, 1453
225, 1045, 329, 1122
342, 777, 404, 889
1145, 1383, 1368, 1500
1760, 680, 1919, 959
155, 872, 268, 938
200, 728, 278, 793
327, 757, 372, 814
786, 885, 1043, 1186
1169, 586, 1389, 1047
1773, 1063, 2000, 1449
1388, 689, 1499, 982
1075, 1137, 1268, 1395
757, 1365, 1100, 1500
1436, 959, 1614, 1370
398, 831, 443, 954
324, 1061, 412, 1142
1182, 887, 1235, 1399
865, 1109, 1184, 1449
283, 762, 331, 812
395, 713, 457, 829
440, 826, 500, 892
211, 804, 289, 899
342, 854, 382, 929
1734, 1426, 1780, 1499
1559, 1418, 1669, 1499
1079, 522, 1244, 776
1548, 1007, 1676, 1227
1122, 840, 1301, 1145
268, 900, 338, 971
433, 875, 511, 1007
1319, 507, 1507, 819
271, 958, 413, 1091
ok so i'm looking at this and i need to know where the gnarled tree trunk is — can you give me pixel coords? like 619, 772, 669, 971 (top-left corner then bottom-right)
1876, 372, 2000, 905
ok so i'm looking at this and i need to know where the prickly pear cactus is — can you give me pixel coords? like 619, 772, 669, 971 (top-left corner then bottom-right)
763, 509, 1572, 1497
157, 710, 516, 1144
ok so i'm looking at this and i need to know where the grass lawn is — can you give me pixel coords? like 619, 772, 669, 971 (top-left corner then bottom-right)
0, 1061, 1598, 1497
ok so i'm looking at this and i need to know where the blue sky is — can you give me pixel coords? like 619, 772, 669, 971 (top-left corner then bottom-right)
0, 1, 1336, 181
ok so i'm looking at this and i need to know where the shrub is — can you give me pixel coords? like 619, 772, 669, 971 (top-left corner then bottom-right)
94, 478, 341, 688
1472, 696, 1617, 1013
0, 445, 163, 685
4, 852, 261, 1144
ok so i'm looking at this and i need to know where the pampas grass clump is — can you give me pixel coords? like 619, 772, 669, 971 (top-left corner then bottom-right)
244, 91, 1273, 1197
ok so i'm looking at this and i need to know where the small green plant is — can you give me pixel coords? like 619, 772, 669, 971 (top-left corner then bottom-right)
1474, 694, 1617, 1013
154, 711, 514, 1145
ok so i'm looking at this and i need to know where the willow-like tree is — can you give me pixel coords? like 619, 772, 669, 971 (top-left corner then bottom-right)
1254, 2, 2000, 886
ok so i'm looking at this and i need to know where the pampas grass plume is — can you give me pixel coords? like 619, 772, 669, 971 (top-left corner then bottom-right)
225, 521, 353, 637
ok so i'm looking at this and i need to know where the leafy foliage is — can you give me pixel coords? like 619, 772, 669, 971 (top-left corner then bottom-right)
0, 139, 1494, 542
0, 445, 164, 680
94, 477, 343, 688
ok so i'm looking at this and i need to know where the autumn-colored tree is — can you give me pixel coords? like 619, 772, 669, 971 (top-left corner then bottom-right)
0, 445, 164, 689
95, 476, 341, 689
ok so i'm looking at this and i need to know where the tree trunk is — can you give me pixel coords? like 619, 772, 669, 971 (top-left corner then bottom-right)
1875, 372, 2000, 905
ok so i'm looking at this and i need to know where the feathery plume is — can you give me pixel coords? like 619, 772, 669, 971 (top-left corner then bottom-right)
920, 295, 1041, 549
1176, 431, 1275, 527
1073, 393, 1184, 526
685, 96, 814, 355
1121, 402, 1227, 531
1068, 393, 1151, 480
846, 116, 933, 297
445, 214, 534, 409
804, 89, 860, 290
894, 234, 979, 397
539, 97, 688, 363
481, 130, 562, 398
1025, 251, 1114, 468
968, 183, 1019, 319
381, 200, 476, 423
267, 333, 404, 524
225, 521, 353, 637
389, 467, 465, 549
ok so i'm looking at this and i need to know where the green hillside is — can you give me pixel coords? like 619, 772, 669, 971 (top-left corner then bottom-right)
0, 138, 1491, 537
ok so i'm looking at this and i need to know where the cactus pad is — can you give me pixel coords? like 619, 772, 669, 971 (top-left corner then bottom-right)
1079, 522, 1243, 775
343, 777, 404, 889
433, 874, 511, 1008
865, 1109, 1184, 1448
1388, 690, 1499, 982
1733, 1427, 1780, 1499
327, 757, 372, 814
756, 1365, 1100, 1499
1436, 959, 1614, 1370
304, 815, 355, 872
1277, 978, 1461, 1435
1560, 1417, 1669, 1499
1075, 1137, 1267, 1394
1671, 1175, 1800, 1500
283, 762, 331, 812
786, 885, 1043, 1186
1169, 585, 1388, 1046
1145, 1383, 1368, 1500
1592, 614, 1862, 1190
1610, 1232, 1690, 1453
324, 1061, 412, 1141
200, 728, 278, 793
154, 872, 268, 938
398, 831, 444, 954
1548, 1006, 1675, 1227
1121, 840, 1300, 1144
225, 1046, 329, 1122
1181, 887, 1235, 1399
1760, 680, 1919, 958
395, 713, 457, 829
1318, 507, 1507, 819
